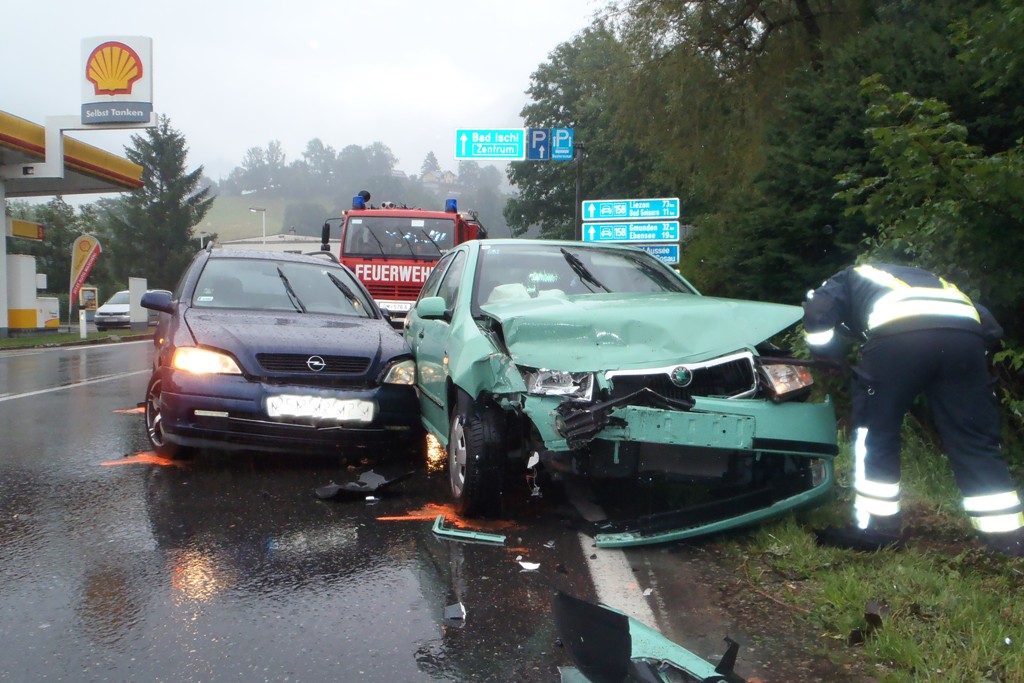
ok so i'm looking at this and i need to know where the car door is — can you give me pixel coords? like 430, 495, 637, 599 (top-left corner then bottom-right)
408, 249, 467, 438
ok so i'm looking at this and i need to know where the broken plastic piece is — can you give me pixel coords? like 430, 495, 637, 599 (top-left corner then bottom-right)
431, 514, 506, 545
519, 560, 540, 571
444, 602, 467, 622
314, 470, 415, 500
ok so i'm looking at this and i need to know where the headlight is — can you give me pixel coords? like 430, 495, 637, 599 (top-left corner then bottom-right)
172, 347, 242, 375
521, 368, 594, 400
760, 363, 813, 401
382, 359, 416, 385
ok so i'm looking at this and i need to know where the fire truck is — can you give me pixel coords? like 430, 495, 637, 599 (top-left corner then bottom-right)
320, 191, 487, 321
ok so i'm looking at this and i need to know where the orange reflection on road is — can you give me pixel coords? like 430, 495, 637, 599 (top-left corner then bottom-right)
100, 451, 188, 468
377, 502, 519, 531
112, 407, 144, 414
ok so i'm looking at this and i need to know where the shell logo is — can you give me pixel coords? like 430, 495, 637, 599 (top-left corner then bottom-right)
86, 41, 143, 96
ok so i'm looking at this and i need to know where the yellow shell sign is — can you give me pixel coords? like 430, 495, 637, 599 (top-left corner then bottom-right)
80, 36, 153, 125
86, 41, 143, 96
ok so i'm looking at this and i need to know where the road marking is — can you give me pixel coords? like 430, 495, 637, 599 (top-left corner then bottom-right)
0, 369, 150, 402
566, 481, 658, 629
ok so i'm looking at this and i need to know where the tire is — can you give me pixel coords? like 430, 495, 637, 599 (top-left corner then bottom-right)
145, 375, 190, 459
448, 391, 505, 517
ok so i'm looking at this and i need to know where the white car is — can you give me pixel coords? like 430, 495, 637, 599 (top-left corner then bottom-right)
94, 289, 169, 331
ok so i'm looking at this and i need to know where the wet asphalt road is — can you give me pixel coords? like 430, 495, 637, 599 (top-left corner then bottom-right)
0, 341, 600, 682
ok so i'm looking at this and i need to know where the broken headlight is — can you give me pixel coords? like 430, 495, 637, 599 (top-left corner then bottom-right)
521, 368, 595, 401
759, 363, 813, 402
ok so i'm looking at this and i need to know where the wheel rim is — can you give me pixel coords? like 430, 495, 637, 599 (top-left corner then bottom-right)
449, 416, 467, 499
146, 379, 168, 448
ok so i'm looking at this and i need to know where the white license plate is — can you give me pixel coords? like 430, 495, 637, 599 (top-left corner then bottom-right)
266, 395, 375, 422
381, 301, 412, 312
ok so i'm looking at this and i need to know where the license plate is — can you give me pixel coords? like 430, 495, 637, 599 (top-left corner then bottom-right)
381, 302, 411, 312
266, 395, 375, 422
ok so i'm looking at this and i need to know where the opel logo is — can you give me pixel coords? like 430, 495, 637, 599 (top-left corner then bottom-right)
306, 355, 327, 372
670, 365, 693, 387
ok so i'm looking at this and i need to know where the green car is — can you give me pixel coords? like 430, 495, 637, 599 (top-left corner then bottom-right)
404, 239, 837, 547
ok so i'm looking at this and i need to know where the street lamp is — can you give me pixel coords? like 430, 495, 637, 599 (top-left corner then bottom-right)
198, 231, 208, 248
249, 206, 266, 244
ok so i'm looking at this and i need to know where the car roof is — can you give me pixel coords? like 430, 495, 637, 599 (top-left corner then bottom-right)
208, 248, 341, 266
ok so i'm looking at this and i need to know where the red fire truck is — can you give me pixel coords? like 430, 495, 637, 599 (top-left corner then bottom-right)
321, 192, 487, 321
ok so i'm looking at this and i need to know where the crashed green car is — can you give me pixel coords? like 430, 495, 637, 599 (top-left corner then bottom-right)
404, 239, 837, 547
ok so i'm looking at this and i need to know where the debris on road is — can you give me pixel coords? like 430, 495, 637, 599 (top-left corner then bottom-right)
314, 470, 415, 500
431, 514, 506, 545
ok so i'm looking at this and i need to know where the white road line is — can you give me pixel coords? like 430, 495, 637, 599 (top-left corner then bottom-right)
566, 481, 658, 629
0, 369, 150, 402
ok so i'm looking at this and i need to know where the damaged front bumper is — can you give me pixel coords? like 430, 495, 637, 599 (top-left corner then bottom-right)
522, 392, 838, 548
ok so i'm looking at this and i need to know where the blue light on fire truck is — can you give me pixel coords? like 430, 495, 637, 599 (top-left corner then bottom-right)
352, 195, 367, 210
445, 198, 457, 213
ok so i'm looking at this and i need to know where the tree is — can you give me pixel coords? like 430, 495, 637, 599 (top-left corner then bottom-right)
420, 151, 441, 177
101, 116, 214, 290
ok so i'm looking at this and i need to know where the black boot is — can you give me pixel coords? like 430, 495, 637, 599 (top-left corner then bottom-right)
981, 529, 1024, 557
814, 514, 904, 551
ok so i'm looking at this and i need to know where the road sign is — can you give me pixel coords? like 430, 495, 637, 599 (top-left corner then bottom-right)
582, 197, 680, 222
551, 127, 574, 160
582, 221, 680, 243
527, 128, 549, 160
636, 244, 680, 265
455, 128, 526, 160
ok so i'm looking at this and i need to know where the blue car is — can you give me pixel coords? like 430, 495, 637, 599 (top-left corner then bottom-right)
140, 247, 421, 459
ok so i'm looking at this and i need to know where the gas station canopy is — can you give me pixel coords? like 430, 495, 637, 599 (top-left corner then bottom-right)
0, 110, 143, 197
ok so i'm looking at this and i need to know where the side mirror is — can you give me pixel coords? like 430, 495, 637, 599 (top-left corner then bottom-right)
415, 296, 448, 321
141, 290, 174, 314
321, 221, 331, 248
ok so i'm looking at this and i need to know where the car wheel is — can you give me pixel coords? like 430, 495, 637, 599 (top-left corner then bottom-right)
448, 391, 504, 517
145, 376, 190, 459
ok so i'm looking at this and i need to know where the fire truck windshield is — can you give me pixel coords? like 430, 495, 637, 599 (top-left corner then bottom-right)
344, 217, 455, 259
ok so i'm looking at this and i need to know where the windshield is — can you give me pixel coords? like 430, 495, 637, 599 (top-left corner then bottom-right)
192, 258, 375, 317
473, 243, 696, 308
343, 216, 455, 259
104, 291, 130, 305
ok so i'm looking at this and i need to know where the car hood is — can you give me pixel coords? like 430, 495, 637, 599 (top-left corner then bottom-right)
183, 309, 407, 365
480, 293, 801, 370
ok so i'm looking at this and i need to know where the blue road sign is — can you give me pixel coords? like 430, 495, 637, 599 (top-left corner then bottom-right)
582, 221, 680, 243
551, 127, 574, 160
527, 128, 550, 160
455, 128, 526, 160
582, 197, 680, 222
636, 244, 680, 265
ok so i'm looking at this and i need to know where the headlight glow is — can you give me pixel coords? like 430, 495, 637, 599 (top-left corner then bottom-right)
382, 359, 416, 385
522, 368, 594, 400
172, 347, 242, 375
761, 363, 814, 400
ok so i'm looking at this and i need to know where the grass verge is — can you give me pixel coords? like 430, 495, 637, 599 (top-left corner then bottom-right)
732, 428, 1024, 681
0, 328, 150, 350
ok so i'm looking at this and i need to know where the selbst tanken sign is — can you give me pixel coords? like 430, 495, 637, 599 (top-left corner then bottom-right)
81, 36, 153, 125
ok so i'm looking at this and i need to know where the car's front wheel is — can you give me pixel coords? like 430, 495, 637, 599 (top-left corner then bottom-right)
145, 376, 190, 459
448, 391, 504, 517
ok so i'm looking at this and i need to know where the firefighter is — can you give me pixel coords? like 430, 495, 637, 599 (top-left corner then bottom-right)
803, 263, 1023, 556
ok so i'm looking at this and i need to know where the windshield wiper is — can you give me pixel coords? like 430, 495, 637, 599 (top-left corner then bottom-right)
276, 267, 307, 313
418, 229, 443, 256
560, 248, 609, 292
326, 271, 366, 315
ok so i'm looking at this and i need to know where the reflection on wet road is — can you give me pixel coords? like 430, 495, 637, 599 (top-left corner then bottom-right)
0, 343, 597, 681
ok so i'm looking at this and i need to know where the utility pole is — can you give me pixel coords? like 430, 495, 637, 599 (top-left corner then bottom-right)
574, 143, 586, 241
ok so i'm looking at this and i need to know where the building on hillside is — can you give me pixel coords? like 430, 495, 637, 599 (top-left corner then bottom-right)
218, 231, 339, 255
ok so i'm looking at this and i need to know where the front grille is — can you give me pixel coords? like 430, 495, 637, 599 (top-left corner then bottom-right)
367, 282, 424, 299
608, 354, 756, 402
256, 353, 371, 375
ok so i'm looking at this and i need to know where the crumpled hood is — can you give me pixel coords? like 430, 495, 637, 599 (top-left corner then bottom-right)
183, 309, 406, 368
481, 293, 801, 371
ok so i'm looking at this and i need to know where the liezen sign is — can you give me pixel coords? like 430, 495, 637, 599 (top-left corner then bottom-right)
581, 197, 679, 222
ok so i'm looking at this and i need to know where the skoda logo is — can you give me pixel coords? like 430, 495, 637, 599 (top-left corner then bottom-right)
670, 366, 693, 387
306, 355, 327, 372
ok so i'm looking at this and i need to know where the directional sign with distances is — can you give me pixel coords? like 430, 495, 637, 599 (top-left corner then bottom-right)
636, 244, 680, 265
582, 197, 680, 222
582, 221, 680, 243
455, 128, 526, 160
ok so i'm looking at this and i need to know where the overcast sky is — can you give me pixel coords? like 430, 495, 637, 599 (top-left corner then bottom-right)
2, 0, 600, 182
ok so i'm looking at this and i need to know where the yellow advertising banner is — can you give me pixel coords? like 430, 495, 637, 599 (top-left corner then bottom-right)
5, 217, 45, 240
70, 235, 102, 302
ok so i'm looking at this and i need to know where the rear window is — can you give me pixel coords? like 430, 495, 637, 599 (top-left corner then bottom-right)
104, 291, 130, 305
